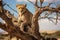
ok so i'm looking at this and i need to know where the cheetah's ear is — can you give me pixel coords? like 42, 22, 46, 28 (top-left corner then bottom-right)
24, 4, 27, 7
16, 4, 18, 7
16, 4, 20, 7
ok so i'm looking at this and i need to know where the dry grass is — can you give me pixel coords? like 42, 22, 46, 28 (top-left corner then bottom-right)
40, 30, 58, 34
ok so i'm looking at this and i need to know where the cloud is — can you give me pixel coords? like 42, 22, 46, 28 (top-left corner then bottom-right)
16, 0, 35, 2
38, 19, 60, 30
44, 0, 60, 3
16, 0, 60, 3
16, 0, 27, 2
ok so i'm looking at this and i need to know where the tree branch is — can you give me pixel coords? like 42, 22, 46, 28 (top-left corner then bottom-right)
27, 0, 39, 8
4, 10, 18, 25
0, 10, 38, 40
43, 7, 60, 13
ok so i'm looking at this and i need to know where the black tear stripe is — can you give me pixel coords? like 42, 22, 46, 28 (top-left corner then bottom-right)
23, 25, 28, 32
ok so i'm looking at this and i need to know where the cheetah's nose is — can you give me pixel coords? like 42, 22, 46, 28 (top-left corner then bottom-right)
21, 10, 23, 13
19, 10, 22, 13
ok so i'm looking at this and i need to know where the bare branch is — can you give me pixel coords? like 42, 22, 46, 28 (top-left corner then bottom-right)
40, 0, 44, 7
43, 7, 60, 13
35, 0, 38, 7
55, 12, 58, 24
4, 10, 18, 25
0, 22, 7, 31
27, 0, 39, 8
27, 0, 34, 5
57, 4, 60, 10
0, 8, 38, 40
0, 22, 37, 40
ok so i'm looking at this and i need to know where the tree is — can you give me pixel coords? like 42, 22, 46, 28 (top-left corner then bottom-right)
0, 0, 60, 40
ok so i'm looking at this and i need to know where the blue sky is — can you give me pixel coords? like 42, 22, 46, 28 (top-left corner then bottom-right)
3, 0, 36, 17
0, 0, 60, 32
3, 0, 60, 16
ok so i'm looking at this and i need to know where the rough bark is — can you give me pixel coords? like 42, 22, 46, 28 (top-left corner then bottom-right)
0, 10, 38, 40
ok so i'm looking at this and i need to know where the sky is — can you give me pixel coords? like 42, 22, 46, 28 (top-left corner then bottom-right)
0, 0, 60, 32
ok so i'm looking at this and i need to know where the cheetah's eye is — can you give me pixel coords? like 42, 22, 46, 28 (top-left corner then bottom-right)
19, 8, 20, 9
